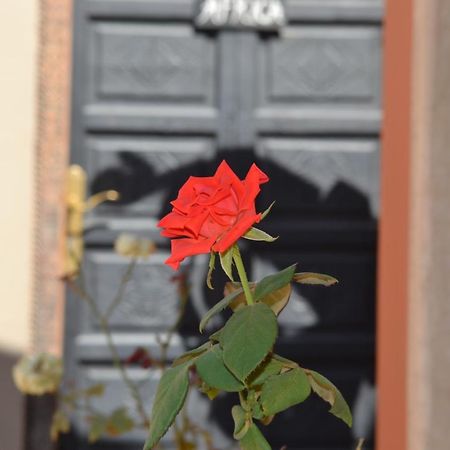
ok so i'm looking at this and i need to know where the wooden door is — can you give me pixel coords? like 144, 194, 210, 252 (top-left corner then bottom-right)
64, 1, 383, 448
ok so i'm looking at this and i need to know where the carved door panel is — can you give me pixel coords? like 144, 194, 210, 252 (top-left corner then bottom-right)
65, 2, 223, 449
64, 1, 383, 449
249, 10, 381, 449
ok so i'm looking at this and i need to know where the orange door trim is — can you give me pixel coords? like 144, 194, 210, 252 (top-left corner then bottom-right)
376, 0, 413, 449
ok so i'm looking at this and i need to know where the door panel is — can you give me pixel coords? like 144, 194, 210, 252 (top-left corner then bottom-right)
256, 138, 379, 216
260, 27, 381, 102
255, 26, 381, 134
87, 136, 215, 216
82, 252, 180, 332
93, 24, 215, 102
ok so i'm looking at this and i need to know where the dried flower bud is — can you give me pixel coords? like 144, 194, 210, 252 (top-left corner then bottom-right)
126, 347, 153, 369
13, 353, 63, 396
114, 233, 156, 259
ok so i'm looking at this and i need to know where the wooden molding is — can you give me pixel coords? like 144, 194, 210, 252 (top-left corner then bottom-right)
32, 0, 73, 354
376, 0, 413, 448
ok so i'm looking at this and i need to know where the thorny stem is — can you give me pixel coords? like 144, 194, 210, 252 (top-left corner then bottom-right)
232, 245, 254, 306
74, 266, 150, 428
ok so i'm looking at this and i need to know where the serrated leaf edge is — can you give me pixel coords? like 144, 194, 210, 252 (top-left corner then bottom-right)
144, 363, 191, 449
199, 287, 245, 333
222, 304, 278, 382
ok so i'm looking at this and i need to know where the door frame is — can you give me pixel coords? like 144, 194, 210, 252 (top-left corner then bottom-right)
32, 0, 417, 448
377, 0, 414, 449
31, 0, 73, 355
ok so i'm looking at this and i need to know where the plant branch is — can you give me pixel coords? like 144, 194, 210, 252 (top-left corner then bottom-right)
157, 276, 189, 367
105, 258, 137, 320
232, 245, 254, 306
73, 268, 149, 427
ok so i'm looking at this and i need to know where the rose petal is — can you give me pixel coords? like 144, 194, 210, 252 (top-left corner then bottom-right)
197, 185, 232, 207
179, 176, 216, 197
245, 163, 269, 185
159, 211, 197, 239
169, 176, 215, 213
212, 212, 261, 253
240, 164, 269, 210
158, 211, 186, 230
161, 229, 183, 238
214, 161, 240, 184
184, 210, 209, 238
199, 215, 227, 241
165, 237, 215, 270
215, 161, 246, 202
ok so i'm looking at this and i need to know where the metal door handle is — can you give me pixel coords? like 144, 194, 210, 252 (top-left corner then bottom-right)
65, 165, 119, 278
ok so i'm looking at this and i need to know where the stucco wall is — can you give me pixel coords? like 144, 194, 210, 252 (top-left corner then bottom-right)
0, 2, 38, 449
410, 0, 450, 448
0, 0, 37, 353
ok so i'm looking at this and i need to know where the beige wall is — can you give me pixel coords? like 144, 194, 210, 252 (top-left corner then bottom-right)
0, 0, 38, 353
409, 0, 450, 448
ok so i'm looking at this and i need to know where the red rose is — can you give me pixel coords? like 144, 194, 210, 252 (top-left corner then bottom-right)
158, 161, 269, 270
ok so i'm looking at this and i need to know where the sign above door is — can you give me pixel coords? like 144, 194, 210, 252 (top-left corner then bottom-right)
195, 0, 286, 30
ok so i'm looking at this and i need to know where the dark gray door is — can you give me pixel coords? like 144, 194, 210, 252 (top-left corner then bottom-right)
65, 0, 383, 448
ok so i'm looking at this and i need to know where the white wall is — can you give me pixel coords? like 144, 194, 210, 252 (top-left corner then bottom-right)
0, 0, 38, 353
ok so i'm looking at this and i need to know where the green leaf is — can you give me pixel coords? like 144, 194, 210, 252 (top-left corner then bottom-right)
199, 287, 244, 333
145, 363, 190, 449
250, 399, 264, 420
84, 383, 105, 398
260, 415, 275, 426
221, 303, 278, 381
225, 282, 291, 316
195, 345, 245, 392
207, 252, 216, 290
199, 382, 220, 400
243, 389, 258, 411
247, 357, 284, 387
272, 354, 299, 370
254, 264, 296, 302
50, 410, 70, 442
61, 392, 77, 408
258, 284, 292, 316
239, 423, 271, 450
224, 281, 255, 312
209, 328, 223, 342
260, 201, 276, 221
243, 227, 278, 243
232, 405, 250, 440
220, 247, 234, 281
244, 390, 274, 426
260, 368, 311, 416
88, 415, 107, 443
293, 272, 338, 287
106, 408, 134, 436
89, 409, 134, 441
305, 370, 352, 427
172, 342, 211, 367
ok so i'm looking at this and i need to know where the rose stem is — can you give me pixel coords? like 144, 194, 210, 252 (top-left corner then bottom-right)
232, 245, 254, 306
